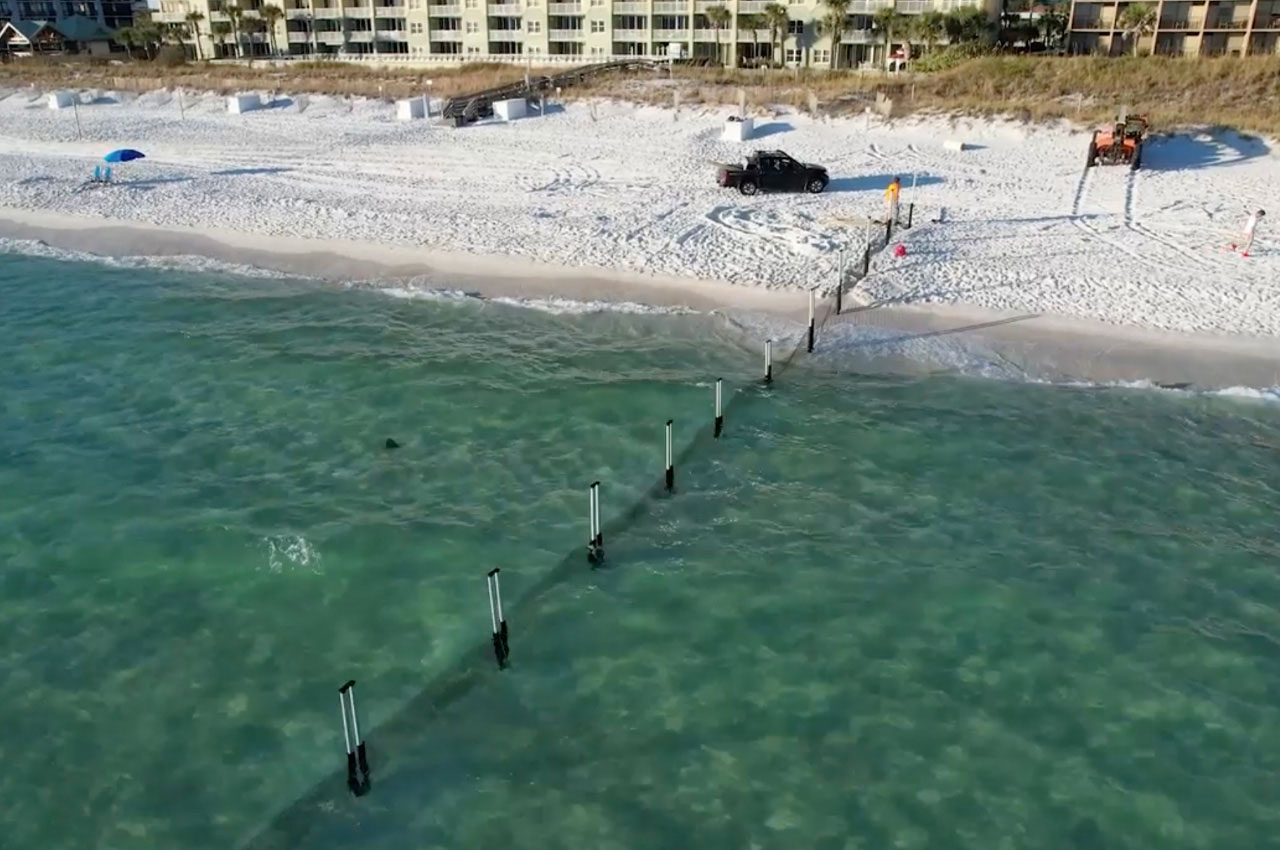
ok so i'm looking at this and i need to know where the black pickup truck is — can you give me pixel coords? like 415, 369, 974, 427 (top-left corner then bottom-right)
716, 150, 830, 196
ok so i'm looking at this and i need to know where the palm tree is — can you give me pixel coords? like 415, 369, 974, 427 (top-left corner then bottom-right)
185, 10, 205, 60
1118, 1, 1156, 55
136, 22, 164, 58
762, 3, 789, 67
705, 5, 732, 66
261, 4, 284, 55
739, 13, 764, 64
225, 2, 243, 58
918, 10, 944, 53
1038, 9, 1066, 50
872, 7, 903, 70
242, 14, 266, 58
115, 25, 138, 58
211, 20, 232, 57
818, 0, 851, 69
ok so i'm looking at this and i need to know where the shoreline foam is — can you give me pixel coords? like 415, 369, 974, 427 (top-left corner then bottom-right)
3, 207, 1279, 392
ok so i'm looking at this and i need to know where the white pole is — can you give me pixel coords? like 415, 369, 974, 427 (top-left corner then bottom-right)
592, 482, 600, 542
493, 571, 504, 624
588, 484, 596, 542
808, 288, 815, 324
665, 421, 673, 469
486, 575, 498, 633
765, 339, 773, 382
72, 97, 82, 140
177, 88, 185, 120
715, 379, 722, 419
347, 688, 362, 745
339, 692, 352, 754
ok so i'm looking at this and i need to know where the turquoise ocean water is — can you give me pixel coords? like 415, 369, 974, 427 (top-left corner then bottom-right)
4, 249, 1280, 849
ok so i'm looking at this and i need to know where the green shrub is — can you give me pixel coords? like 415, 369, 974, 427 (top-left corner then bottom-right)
913, 42, 990, 73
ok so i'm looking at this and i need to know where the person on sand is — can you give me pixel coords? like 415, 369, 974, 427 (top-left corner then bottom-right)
1231, 209, 1265, 257
885, 176, 901, 225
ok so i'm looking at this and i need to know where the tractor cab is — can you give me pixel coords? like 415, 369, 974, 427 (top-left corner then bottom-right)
1087, 108, 1148, 170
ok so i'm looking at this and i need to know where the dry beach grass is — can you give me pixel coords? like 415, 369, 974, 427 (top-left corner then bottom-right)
3, 54, 1280, 133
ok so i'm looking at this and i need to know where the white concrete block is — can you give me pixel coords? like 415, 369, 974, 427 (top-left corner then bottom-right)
396, 98, 426, 121
227, 93, 261, 115
943, 139, 968, 152
722, 116, 754, 142
493, 97, 528, 122
48, 91, 76, 110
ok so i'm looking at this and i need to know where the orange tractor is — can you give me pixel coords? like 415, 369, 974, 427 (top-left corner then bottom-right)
1086, 109, 1148, 170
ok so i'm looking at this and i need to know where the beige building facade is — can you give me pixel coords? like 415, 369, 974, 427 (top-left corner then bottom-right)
1068, 0, 1280, 55
154, 0, 996, 67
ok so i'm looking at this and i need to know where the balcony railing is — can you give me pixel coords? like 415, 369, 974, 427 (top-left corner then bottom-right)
488, 2, 520, 12
548, 27, 585, 37
428, 4, 461, 13
1205, 17, 1249, 28
848, 0, 892, 11
1071, 15, 1108, 29
652, 0, 686, 11
691, 26, 720, 39
1255, 14, 1280, 28
614, 0, 648, 11
431, 28, 463, 37
737, 0, 771, 11
312, 7, 344, 16
1157, 18, 1201, 29
287, 30, 312, 41
895, 0, 928, 12
653, 27, 686, 38
547, 1, 581, 11
613, 27, 647, 38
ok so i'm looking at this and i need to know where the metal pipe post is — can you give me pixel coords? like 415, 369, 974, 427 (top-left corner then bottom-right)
807, 289, 815, 353
664, 419, 674, 492
713, 378, 724, 438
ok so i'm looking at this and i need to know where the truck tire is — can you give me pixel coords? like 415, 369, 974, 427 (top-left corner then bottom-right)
738, 179, 759, 196
806, 176, 828, 194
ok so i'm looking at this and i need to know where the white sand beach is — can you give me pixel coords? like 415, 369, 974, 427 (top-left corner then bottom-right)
2, 86, 1279, 386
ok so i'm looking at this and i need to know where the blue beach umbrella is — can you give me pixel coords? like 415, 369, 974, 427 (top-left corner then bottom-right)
103, 149, 145, 163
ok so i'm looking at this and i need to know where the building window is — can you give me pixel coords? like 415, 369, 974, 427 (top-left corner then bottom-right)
410, 21, 423, 32
589, 0, 603, 5
590, 45, 603, 54
590, 18, 604, 31
812, 48, 829, 63
408, 0, 420, 7
613, 14, 644, 28
465, 20, 478, 31
784, 47, 802, 63
526, 0, 539, 5
527, 18, 540, 30
528, 45, 541, 53
466, 44, 480, 53
464, 0, 476, 6
787, 19, 803, 34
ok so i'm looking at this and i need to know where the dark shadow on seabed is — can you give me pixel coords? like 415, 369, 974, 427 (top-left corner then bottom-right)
239, 301, 836, 850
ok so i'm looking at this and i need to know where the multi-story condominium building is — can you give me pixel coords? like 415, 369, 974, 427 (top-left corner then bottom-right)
154, 0, 997, 67
0, 0, 136, 30
1069, 0, 1280, 55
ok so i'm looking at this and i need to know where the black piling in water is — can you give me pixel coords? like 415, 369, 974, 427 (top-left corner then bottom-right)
665, 419, 674, 492
384, 438, 400, 449
884, 217, 893, 246
862, 245, 871, 277
713, 378, 724, 439
486, 569, 509, 668
905, 202, 914, 230
587, 481, 604, 566
338, 680, 371, 796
